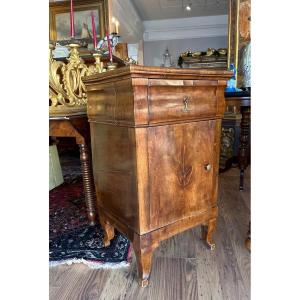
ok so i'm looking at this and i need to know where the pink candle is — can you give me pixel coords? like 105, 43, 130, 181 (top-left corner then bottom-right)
70, 0, 75, 37
91, 11, 97, 49
106, 31, 113, 62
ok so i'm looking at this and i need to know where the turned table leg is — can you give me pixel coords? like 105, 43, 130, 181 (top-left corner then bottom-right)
245, 221, 251, 251
238, 106, 251, 191
78, 143, 97, 225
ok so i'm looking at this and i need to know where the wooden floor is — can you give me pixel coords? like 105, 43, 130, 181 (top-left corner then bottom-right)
49, 167, 250, 300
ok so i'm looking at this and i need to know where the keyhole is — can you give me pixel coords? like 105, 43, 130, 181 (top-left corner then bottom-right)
183, 97, 189, 112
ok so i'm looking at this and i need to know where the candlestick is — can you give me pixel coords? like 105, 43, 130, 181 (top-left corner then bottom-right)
91, 11, 97, 49
107, 62, 117, 71
106, 31, 113, 62
70, 0, 75, 38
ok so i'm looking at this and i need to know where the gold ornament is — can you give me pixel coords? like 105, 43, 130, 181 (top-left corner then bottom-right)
49, 44, 104, 116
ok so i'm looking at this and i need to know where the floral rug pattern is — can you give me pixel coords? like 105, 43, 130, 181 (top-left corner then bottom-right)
49, 154, 131, 267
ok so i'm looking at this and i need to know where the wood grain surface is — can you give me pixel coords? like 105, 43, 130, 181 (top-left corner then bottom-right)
49, 167, 250, 300
84, 66, 232, 285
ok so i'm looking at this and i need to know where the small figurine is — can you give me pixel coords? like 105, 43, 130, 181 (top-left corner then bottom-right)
96, 34, 119, 55
225, 64, 242, 92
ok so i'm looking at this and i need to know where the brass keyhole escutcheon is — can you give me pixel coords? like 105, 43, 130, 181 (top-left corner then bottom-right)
183, 97, 190, 112
204, 164, 212, 171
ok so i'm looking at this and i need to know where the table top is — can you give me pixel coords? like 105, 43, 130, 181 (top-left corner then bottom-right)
225, 90, 251, 108
49, 113, 87, 121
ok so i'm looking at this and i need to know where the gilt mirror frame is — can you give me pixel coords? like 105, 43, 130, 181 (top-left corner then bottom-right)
227, 0, 251, 86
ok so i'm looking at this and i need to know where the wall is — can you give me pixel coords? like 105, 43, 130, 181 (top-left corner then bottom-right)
110, 0, 144, 43
143, 14, 228, 66
144, 36, 228, 66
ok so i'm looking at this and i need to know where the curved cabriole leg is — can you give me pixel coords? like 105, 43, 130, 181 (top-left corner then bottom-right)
201, 218, 217, 250
100, 217, 115, 247
133, 234, 156, 287
78, 143, 97, 225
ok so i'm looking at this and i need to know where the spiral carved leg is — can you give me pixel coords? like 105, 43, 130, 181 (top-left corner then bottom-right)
78, 143, 97, 225
238, 107, 250, 191
239, 169, 245, 191
245, 221, 251, 251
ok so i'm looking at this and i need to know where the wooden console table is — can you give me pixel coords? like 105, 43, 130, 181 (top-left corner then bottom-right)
83, 65, 232, 286
49, 114, 97, 225
224, 92, 251, 190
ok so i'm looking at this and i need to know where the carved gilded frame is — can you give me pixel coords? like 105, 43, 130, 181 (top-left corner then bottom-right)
49, 0, 109, 42
227, 0, 251, 86
227, 0, 240, 72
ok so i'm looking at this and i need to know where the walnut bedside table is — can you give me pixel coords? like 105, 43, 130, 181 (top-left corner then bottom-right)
83, 66, 232, 286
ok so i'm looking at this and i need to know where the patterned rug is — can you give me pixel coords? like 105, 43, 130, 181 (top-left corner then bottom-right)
49, 153, 131, 268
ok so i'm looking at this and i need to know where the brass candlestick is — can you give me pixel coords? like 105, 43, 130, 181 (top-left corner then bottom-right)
93, 53, 103, 73
49, 43, 55, 60
86, 52, 104, 75
107, 61, 117, 71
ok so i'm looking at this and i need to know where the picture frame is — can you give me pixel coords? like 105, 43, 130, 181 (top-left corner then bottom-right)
227, 0, 251, 86
49, 0, 108, 46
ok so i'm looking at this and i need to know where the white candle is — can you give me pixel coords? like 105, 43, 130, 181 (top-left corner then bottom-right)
115, 21, 119, 34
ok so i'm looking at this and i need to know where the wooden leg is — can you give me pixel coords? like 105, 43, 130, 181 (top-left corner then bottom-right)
245, 221, 251, 251
100, 217, 115, 247
201, 218, 217, 250
238, 106, 250, 191
78, 143, 97, 225
133, 234, 157, 287
239, 169, 245, 191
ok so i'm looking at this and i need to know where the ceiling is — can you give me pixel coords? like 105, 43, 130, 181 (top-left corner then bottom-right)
131, 0, 228, 20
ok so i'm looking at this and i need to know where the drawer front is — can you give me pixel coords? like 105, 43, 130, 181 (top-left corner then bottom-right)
148, 79, 218, 124
148, 120, 218, 229
87, 82, 116, 122
87, 79, 135, 125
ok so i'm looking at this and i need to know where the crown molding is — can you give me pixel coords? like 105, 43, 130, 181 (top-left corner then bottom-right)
143, 15, 228, 42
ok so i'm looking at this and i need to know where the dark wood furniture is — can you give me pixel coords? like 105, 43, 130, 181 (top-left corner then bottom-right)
245, 221, 251, 251
49, 114, 97, 225
219, 112, 241, 170
224, 92, 251, 190
83, 66, 232, 287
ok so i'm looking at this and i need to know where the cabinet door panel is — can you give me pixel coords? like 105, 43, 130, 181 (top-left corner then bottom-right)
148, 120, 216, 229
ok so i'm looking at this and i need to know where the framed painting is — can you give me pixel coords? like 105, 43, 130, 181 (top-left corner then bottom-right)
49, 0, 108, 45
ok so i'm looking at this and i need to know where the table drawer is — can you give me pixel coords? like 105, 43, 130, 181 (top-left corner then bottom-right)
148, 79, 218, 124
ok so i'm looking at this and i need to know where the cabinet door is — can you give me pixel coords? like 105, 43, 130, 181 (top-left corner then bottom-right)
148, 120, 218, 229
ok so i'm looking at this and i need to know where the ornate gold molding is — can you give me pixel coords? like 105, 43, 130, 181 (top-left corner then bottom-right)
49, 44, 104, 116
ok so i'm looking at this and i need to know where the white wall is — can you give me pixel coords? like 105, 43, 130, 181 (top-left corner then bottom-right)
143, 15, 228, 66
144, 36, 228, 66
111, 0, 144, 43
